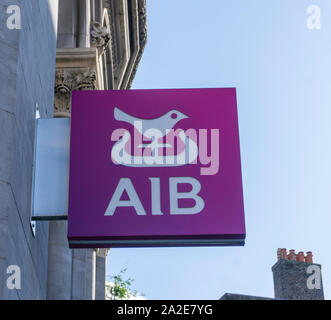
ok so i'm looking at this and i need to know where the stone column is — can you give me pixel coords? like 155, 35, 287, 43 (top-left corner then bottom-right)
57, 0, 78, 48
85, 249, 96, 299
77, 0, 91, 48
94, 0, 103, 22
90, 0, 95, 21
71, 249, 96, 300
70, 249, 86, 300
95, 249, 108, 300
47, 221, 72, 300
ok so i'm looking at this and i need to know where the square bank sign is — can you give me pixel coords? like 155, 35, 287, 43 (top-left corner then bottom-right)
68, 88, 245, 248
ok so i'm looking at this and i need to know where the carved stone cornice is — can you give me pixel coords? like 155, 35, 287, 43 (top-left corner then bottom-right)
54, 48, 100, 117
54, 69, 97, 117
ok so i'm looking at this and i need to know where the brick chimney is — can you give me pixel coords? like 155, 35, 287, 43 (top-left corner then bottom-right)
272, 248, 324, 300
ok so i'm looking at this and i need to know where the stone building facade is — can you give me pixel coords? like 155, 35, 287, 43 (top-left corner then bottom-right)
0, 0, 146, 300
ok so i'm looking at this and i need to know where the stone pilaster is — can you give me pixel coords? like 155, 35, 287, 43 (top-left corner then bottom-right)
57, 0, 77, 48
71, 249, 97, 300
85, 249, 97, 300
78, 0, 91, 48
95, 249, 109, 300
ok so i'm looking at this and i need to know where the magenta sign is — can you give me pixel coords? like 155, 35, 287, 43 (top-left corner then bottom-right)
68, 88, 245, 248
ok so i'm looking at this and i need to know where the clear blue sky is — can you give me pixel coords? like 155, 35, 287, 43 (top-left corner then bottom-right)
106, 0, 331, 299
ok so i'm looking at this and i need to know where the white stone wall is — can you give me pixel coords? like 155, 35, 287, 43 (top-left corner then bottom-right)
0, 0, 57, 299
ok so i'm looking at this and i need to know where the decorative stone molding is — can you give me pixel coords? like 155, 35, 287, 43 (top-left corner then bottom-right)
54, 1, 148, 116
127, 0, 147, 89
95, 248, 110, 258
54, 48, 100, 117
54, 69, 97, 117
104, 0, 118, 70
54, 70, 74, 117
74, 70, 97, 91
90, 20, 111, 51
104, 0, 147, 89
138, 0, 147, 47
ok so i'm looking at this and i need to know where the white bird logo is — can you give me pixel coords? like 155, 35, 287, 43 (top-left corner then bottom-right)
114, 107, 188, 138
111, 107, 198, 167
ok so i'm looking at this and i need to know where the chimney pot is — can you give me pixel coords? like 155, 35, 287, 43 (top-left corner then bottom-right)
280, 248, 287, 260
305, 251, 313, 263
297, 252, 305, 262
289, 249, 296, 261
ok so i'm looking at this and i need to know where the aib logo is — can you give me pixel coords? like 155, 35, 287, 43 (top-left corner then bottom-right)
110, 107, 219, 175
106, 106, 220, 216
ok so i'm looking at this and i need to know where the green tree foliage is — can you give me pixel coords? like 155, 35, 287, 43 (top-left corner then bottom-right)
106, 268, 144, 300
